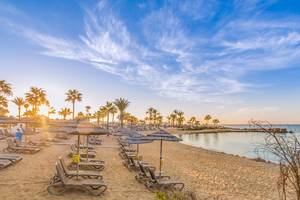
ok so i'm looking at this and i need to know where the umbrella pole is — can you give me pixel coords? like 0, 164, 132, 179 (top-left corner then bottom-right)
137, 144, 139, 158
159, 139, 162, 177
77, 134, 80, 180
86, 136, 89, 162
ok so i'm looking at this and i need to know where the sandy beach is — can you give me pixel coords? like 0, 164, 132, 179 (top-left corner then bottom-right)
0, 131, 280, 200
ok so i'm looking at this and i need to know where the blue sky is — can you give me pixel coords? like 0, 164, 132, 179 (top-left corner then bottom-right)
0, 0, 300, 124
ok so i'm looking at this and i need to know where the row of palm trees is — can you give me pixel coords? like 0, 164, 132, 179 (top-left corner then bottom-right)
187, 115, 220, 127
165, 112, 220, 127
166, 110, 185, 127
0, 80, 132, 128
145, 107, 163, 126
2, 79, 221, 128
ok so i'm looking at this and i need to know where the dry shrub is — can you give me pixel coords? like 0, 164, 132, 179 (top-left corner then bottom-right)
251, 120, 300, 200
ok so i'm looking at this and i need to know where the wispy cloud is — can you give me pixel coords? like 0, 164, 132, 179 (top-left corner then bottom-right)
1, 0, 300, 104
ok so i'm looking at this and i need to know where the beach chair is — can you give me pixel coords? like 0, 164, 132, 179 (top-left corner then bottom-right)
0, 154, 22, 169
80, 157, 105, 164
3, 129, 13, 137
88, 136, 102, 145
47, 163, 107, 196
5, 138, 41, 154
58, 157, 103, 179
123, 153, 150, 171
0, 129, 6, 140
28, 139, 50, 147
70, 160, 105, 171
0, 154, 22, 163
135, 162, 169, 183
0, 159, 12, 169
145, 169, 184, 192
76, 144, 95, 150
55, 133, 70, 140
69, 145, 96, 158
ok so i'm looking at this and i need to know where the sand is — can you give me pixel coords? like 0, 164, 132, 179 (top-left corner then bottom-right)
0, 131, 280, 200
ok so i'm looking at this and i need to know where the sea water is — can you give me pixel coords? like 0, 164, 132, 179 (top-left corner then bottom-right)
176, 125, 300, 163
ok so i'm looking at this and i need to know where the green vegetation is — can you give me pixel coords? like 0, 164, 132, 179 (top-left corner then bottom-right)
65, 89, 82, 120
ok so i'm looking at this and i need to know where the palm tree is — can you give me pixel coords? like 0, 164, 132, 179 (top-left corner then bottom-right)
0, 80, 12, 117
65, 89, 82, 120
0, 96, 9, 117
0, 80, 13, 96
85, 105, 91, 120
170, 113, 177, 127
23, 103, 30, 117
12, 97, 25, 119
47, 107, 56, 118
176, 111, 185, 127
25, 87, 48, 116
94, 110, 103, 126
166, 115, 171, 126
204, 114, 212, 125
110, 105, 118, 124
212, 119, 220, 127
152, 109, 158, 125
146, 107, 154, 125
76, 112, 85, 120
99, 106, 108, 127
105, 102, 113, 129
188, 117, 197, 127
58, 108, 72, 120
157, 115, 163, 127
114, 98, 130, 128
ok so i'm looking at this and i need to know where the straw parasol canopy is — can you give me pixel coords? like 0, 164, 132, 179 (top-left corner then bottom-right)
121, 131, 153, 156
145, 129, 181, 176
0, 117, 38, 125
68, 123, 109, 179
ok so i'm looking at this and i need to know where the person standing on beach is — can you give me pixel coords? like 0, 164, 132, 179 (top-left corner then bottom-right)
15, 128, 23, 146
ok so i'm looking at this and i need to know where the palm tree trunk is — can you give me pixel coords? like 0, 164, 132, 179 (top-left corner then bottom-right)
18, 107, 21, 120
97, 117, 100, 126
106, 113, 109, 129
72, 101, 75, 120
112, 114, 115, 124
120, 112, 123, 128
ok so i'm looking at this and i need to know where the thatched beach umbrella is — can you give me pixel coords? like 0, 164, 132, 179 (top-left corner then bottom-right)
146, 129, 181, 176
70, 127, 109, 179
121, 132, 153, 156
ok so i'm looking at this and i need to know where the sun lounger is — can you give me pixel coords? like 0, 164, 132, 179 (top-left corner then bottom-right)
28, 139, 50, 147
135, 162, 168, 183
55, 133, 71, 140
0, 154, 22, 169
3, 129, 13, 137
0, 159, 12, 169
58, 157, 103, 179
80, 157, 105, 164
69, 145, 96, 158
88, 136, 102, 145
145, 168, 184, 192
47, 163, 107, 196
0, 129, 6, 140
122, 153, 150, 171
76, 144, 95, 150
70, 160, 105, 171
5, 139, 40, 154
0, 154, 22, 162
